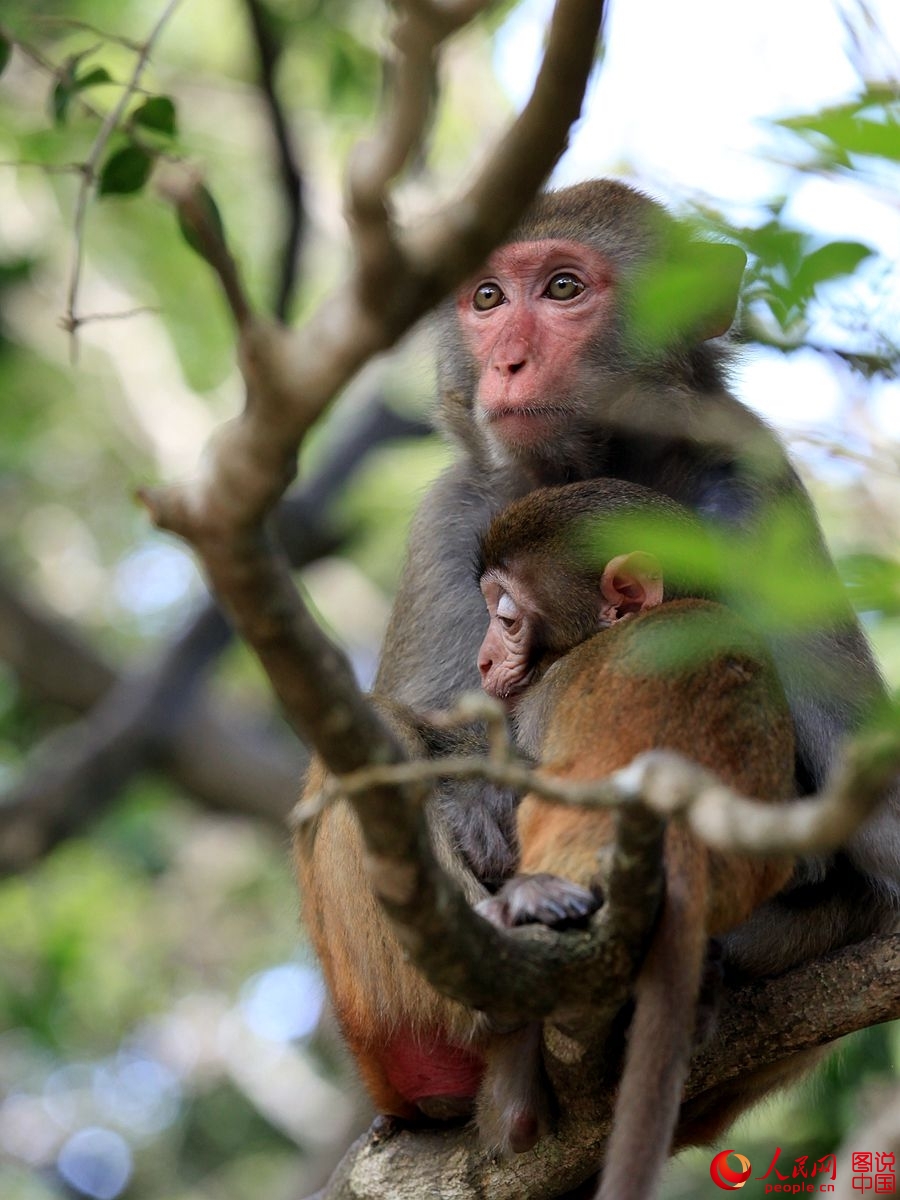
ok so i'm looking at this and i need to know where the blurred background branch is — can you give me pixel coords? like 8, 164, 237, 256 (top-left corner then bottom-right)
240, 0, 306, 321
0, 392, 431, 871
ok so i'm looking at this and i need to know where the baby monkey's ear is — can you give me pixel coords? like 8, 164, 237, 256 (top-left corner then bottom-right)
598, 551, 663, 624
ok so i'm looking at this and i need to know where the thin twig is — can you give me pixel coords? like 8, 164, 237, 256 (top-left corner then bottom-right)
58, 304, 160, 327
157, 165, 254, 328
307, 710, 900, 858
421, 693, 513, 764
64, 0, 183, 345
30, 15, 145, 52
241, 0, 305, 320
144, 0, 606, 542
0, 161, 85, 175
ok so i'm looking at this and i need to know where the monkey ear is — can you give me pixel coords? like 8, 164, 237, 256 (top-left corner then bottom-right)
599, 552, 664, 624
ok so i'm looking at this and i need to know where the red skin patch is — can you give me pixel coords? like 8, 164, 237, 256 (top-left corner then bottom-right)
456, 238, 616, 448
381, 1033, 484, 1104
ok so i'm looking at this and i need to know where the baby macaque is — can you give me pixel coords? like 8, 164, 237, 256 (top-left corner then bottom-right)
476, 478, 796, 1199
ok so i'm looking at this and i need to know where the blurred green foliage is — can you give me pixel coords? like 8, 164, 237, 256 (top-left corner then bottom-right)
0, 1, 897, 1198
779, 87, 900, 166
627, 224, 748, 350
743, 224, 873, 334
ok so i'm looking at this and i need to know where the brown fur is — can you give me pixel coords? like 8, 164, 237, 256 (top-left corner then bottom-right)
475, 479, 800, 1197
294, 705, 488, 1121
511, 602, 795, 1199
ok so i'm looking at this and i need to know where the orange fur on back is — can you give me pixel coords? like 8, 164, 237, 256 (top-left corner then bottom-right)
519, 598, 794, 922
512, 599, 796, 1200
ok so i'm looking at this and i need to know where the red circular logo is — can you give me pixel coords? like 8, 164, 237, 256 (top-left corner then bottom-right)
710, 1150, 752, 1190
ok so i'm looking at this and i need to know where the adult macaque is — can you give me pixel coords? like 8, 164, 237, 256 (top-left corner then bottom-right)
377, 177, 898, 970
296, 179, 895, 1166
476, 478, 797, 1199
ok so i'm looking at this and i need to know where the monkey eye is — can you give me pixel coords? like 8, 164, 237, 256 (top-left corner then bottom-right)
496, 592, 520, 630
545, 273, 584, 301
473, 282, 505, 311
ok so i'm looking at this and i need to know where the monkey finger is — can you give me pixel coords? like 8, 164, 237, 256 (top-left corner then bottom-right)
476, 872, 600, 930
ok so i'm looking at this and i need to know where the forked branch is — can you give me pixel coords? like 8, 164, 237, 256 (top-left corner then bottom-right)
141, 0, 607, 1022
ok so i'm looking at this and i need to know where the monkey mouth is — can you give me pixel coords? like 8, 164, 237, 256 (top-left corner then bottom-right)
497, 673, 534, 709
486, 404, 566, 423
484, 405, 568, 444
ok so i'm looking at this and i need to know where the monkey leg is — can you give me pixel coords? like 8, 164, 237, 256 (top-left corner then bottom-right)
478, 1024, 556, 1155
474, 806, 604, 1156
295, 718, 489, 1128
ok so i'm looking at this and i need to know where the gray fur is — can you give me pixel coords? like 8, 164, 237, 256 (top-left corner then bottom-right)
375, 176, 900, 966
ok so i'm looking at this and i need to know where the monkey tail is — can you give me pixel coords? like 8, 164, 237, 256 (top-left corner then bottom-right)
596, 837, 707, 1200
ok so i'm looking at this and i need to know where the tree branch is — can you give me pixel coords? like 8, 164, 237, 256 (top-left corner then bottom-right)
323, 713, 900, 859
287, 686, 899, 1035
241, 0, 306, 320
142, 0, 605, 775
301, 933, 900, 1200
0, 574, 301, 871
136, 0, 606, 1029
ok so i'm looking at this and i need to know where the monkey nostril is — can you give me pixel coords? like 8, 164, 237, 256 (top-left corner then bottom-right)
508, 361, 526, 375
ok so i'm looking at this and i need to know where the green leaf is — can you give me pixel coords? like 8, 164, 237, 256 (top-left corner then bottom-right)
627, 233, 746, 350
177, 185, 226, 261
0, 34, 12, 78
840, 553, 900, 617
51, 52, 84, 125
794, 241, 874, 292
50, 56, 109, 124
99, 145, 154, 196
780, 107, 900, 162
741, 222, 809, 275
737, 502, 854, 632
132, 96, 177, 138
75, 66, 112, 91
738, 225, 865, 330
52, 78, 74, 125
580, 511, 726, 597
